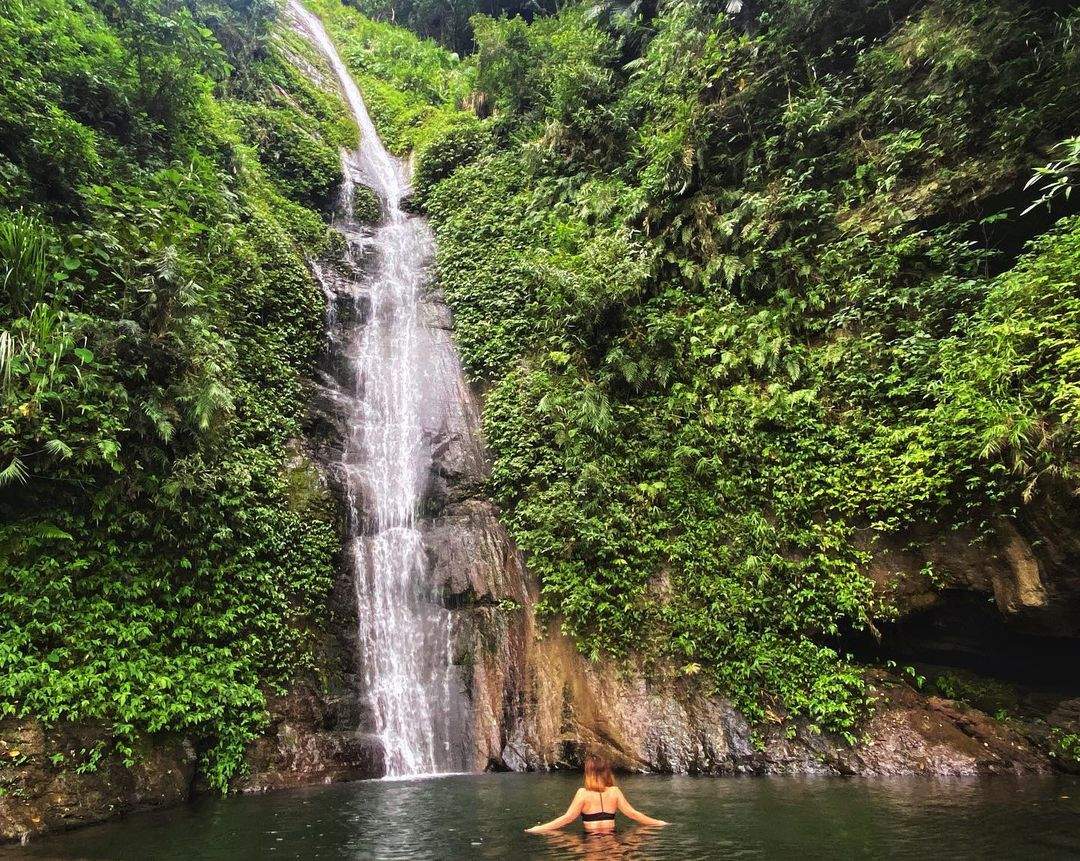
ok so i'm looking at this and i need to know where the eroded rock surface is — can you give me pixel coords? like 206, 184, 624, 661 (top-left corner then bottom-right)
423, 499, 528, 606
869, 499, 1080, 638
499, 635, 1049, 777
420, 481, 533, 771
236, 685, 384, 793
422, 497, 1054, 781
0, 720, 196, 843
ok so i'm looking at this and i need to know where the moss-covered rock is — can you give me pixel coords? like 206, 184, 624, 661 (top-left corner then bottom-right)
352, 183, 382, 223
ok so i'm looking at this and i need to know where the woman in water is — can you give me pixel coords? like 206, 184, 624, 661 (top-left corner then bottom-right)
525, 754, 669, 834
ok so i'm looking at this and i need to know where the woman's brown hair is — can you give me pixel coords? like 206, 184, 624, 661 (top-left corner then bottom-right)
583, 754, 615, 792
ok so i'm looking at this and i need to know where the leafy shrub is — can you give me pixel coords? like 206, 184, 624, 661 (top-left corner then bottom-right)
307, 0, 473, 154
930, 670, 1020, 715
235, 103, 342, 209
352, 183, 382, 222
937, 216, 1080, 499
412, 117, 490, 205
348, 0, 555, 54
1049, 728, 1080, 771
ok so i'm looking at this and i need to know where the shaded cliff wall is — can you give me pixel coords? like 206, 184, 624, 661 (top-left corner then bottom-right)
419, 370, 1068, 778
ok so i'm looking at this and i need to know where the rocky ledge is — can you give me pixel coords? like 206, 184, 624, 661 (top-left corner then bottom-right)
0, 719, 196, 843
491, 628, 1050, 779
231, 684, 384, 794
0, 683, 386, 844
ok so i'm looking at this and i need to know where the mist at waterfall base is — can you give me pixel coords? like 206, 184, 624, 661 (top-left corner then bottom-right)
7, 773, 1079, 859
292, 1, 478, 776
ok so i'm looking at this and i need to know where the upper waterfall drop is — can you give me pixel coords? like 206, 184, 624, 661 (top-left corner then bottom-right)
291, 0, 475, 777
291, 1, 407, 211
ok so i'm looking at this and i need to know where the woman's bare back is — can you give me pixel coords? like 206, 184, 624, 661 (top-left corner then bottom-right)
580, 786, 619, 816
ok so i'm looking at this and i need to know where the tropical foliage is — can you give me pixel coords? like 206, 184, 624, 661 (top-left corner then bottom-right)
5, 0, 1078, 782
0, 0, 356, 787
318, 0, 1080, 734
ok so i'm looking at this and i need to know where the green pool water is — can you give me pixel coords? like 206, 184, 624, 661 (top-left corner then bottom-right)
5, 772, 1079, 859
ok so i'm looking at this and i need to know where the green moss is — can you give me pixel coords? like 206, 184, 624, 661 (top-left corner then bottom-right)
930, 670, 1021, 715
352, 183, 382, 223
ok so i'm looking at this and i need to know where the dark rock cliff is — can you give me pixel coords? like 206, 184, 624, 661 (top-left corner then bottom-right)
0, 722, 196, 842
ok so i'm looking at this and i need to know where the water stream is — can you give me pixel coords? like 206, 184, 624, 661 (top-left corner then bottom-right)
291, 1, 472, 777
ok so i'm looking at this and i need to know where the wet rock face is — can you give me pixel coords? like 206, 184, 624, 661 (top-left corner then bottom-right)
869, 500, 1080, 639
0, 719, 196, 843
499, 636, 1050, 778
392, 287, 537, 771
419, 462, 533, 771
418, 314, 490, 512
305, 269, 1069, 782
236, 685, 384, 793
500, 639, 768, 776
406, 327, 1067, 779
423, 500, 529, 606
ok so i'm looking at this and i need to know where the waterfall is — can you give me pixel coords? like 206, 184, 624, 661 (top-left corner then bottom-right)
291, 1, 473, 777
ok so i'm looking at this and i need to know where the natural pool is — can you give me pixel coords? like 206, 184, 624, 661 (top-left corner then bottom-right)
5, 772, 1079, 860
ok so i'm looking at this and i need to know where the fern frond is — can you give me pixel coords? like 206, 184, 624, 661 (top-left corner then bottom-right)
31, 522, 73, 541
45, 438, 73, 459
0, 456, 29, 487
142, 399, 176, 443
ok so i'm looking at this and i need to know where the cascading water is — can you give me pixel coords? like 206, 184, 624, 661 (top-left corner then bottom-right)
291, 1, 473, 777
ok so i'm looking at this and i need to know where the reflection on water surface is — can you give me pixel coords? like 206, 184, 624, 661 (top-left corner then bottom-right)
5, 772, 1079, 860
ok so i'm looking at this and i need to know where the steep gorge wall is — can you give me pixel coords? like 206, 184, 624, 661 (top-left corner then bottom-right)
398, 0, 1080, 778
429, 442, 1066, 779
398, 344, 1072, 779
6, 0, 1080, 845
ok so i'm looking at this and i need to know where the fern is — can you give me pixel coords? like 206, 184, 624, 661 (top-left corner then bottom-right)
0, 456, 29, 487
45, 439, 74, 459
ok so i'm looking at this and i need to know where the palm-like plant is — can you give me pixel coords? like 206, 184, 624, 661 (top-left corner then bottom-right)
1023, 136, 1080, 215
0, 212, 50, 314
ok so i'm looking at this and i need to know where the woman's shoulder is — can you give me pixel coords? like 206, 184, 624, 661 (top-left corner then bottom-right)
577, 785, 621, 796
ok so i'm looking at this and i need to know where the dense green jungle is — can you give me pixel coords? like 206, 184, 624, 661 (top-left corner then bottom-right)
2, 0, 1079, 821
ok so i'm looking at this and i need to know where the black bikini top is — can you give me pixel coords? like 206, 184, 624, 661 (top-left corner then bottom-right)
580, 790, 617, 822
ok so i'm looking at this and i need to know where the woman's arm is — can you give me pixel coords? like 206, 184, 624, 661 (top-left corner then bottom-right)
525, 789, 586, 833
614, 787, 668, 826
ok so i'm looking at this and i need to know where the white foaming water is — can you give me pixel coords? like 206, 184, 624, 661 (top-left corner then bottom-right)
291, 1, 472, 777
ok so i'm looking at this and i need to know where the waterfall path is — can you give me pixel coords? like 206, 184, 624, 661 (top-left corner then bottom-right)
291, 0, 477, 777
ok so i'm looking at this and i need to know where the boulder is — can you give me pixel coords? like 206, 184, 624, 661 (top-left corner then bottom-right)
236, 685, 384, 794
